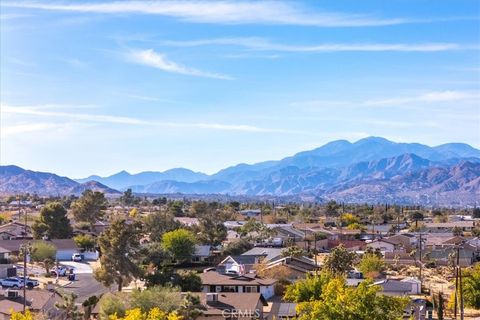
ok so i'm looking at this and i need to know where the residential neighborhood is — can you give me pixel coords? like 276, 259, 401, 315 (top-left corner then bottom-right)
1, 0, 479, 319
0, 194, 478, 319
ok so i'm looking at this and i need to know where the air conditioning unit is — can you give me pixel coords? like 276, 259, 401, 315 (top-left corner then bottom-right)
5, 289, 19, 299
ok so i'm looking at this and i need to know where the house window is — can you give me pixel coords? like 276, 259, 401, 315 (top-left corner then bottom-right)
222, 286, 237, 292
244, 286, 258, 293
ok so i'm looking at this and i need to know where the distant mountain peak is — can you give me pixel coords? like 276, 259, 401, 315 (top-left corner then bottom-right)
354, 136, 394, 145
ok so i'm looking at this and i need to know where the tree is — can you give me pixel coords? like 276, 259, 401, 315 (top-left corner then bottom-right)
325, 200, 340, 216
255, 262, 293, 281
108, 308, 182, 320
120, 189, 136, 207
144, 212, 181, 242
473, 207, 480, 219
82, 295, 99, 320
94, 218, 142, 291
130, 286, 184, 313
323, 245, 357, 275
358, 251, 385, 279
452, 226, 463, 237
10, 310, 33, 320
32, 202, 72, 239
222, 239, 253, 256
177, 271, 202, 292
55, 292, 83, 320
239, 220, 275, 242
295, 278, 409, 320
196, 214, 227, 246
435, 292, 445, 320
161, 229, 196, 263
463, 263, 480, 309
409, 211, 424, 229
99, 293, 126, 319
281, 246, 306, 258
178, 293, 205, 320
70, 190, 107, 225
30, 241, 56, 274
341, 213, 359, 226
167, 201, 184, 216
283, 272, 333, 302
73, 234, 96, 251
129, 208, 139, 218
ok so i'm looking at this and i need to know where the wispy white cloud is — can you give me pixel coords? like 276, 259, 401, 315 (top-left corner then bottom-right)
292, 90, 480, 108
1, 105, 282, 133
125, 94, 162, 102
0, 13, 31, 20
2, 1, 466, 27
1, 123, 60, 138
162, 37, 469, 52
362, 90, 480, 106
127, 49, 232, 80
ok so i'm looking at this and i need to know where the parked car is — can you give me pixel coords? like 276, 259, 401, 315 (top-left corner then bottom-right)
71, 253, 84, 262
24, 277, 39, 289
50, 266, 69, 277
0, 277, 24, 288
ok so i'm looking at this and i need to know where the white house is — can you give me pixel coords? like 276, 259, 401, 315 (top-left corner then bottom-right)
366, 239, 397, 253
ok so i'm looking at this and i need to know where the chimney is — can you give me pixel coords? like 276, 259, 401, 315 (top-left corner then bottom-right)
206, 293, 218, 303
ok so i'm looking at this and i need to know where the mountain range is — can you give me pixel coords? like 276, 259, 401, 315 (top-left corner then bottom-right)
1, 137, 479, 205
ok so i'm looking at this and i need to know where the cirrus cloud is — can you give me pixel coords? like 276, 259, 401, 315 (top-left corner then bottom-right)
127, 49, 233, 80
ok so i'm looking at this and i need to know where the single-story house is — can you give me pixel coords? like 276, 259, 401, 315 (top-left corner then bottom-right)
199, 271, 277, 299
174, 217, 200, 227
92, 220, 110, 235
217, 255, 264, 274
424, 221, 476, 233
192, 245, 214, 263
386, 234, 417, 252
273, 225, 306, 242
373, 279, 413, 296
0, 222, 33, 240
242, 247, 284, 263
328, 240, 365, 251
193, 292, 268, 320
261, 256, 319, 280
240, 209, 262, 218
366, 239, 398, 253
0, 288, 63, 320
0, 239, 80, 261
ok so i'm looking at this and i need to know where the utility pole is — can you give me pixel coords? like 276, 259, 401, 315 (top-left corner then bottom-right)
459, 265, 464, 320
418, 233, 423, 289
19, 196, 28, 312
454, 245, 463, 320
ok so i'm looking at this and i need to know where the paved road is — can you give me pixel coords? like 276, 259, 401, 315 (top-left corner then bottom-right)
62, 273, 113, 303
59, 261, 93, 274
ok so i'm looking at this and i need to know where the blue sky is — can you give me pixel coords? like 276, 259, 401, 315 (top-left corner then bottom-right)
1, 0, 479, 178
